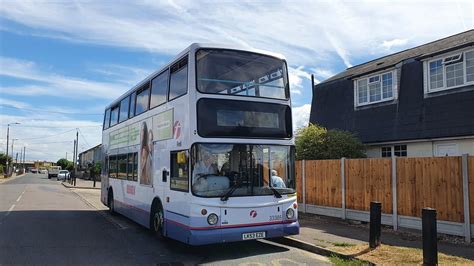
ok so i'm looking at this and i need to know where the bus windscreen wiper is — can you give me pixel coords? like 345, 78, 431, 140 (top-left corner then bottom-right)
220, 181, 242, 201
268, 185, 282, 198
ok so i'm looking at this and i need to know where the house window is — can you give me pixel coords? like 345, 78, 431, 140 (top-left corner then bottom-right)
356, 70, 395, 106
381, 146, 392, 157
394, 145, 407, 157
465, 51, 474, 82
427, 49, 474, 93
429, 60, 444, 90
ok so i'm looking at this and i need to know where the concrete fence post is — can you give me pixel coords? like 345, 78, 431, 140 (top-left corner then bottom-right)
302, 159, 306, 213
461, 154, 471, 243
341, 157, 346, 220
392, 156, 398, 231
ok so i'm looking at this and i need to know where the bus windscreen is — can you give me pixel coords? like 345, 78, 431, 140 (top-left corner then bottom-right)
196, 49, 289, 100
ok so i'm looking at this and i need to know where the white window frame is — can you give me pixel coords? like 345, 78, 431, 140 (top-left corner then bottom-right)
424, 47, 474, 94
354, 69, 397, 107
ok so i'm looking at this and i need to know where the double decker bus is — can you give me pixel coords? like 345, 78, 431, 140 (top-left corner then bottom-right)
101, 44, 298, 245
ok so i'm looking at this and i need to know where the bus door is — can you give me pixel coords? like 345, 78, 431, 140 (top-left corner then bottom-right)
164, 150, 190, 240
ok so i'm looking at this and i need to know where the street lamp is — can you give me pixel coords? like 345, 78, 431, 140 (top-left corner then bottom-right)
5, 122, 20, 176
11, 138, 18, 173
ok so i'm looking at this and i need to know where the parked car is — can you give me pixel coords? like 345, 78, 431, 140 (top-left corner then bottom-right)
48, 166, 61, 179
57, 170, 69, 181
30, 168, 38, 174
39, 168, 48, 174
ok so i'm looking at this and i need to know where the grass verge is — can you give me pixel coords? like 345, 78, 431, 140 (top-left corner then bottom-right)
330, 244, 473, 265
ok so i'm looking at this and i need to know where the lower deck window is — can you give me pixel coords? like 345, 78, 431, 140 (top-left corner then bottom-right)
170, 150, 189, 192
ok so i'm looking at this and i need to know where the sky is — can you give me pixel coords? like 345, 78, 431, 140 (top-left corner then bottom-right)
0, 0, 473, 162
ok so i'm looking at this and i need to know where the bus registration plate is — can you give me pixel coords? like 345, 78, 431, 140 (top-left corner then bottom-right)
242, 231, 266, 240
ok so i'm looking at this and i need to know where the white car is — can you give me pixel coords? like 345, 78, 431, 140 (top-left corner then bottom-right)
57, 170, 69, 181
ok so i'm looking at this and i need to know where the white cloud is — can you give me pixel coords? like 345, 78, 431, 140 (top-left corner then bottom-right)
382, 38, 409, 50
0, 56, 129, 99
0, 114, 102, 161
1, 1, 472, 68
311, 67, 335, 81
288, 66, 313, 95
292, 104, 311, 131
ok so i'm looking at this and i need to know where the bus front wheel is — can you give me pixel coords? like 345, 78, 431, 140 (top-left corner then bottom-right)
151, 203, 165, 239
108, 189, 115, 215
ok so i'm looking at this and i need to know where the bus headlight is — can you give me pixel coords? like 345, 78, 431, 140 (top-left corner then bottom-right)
286, 208, 295, 219
207, 213, 218, 225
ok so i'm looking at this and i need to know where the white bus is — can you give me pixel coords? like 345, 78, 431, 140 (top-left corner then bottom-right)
101, 44, 298, 245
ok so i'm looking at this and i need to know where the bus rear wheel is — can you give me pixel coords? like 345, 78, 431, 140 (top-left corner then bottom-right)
151, 204, 165, 239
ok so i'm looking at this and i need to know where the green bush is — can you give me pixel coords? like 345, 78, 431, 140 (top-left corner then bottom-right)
296, 124, 366, 160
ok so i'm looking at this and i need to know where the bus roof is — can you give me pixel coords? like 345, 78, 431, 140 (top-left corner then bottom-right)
104, 43, 286, 110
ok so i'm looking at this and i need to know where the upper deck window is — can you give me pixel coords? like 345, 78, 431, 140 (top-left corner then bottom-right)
103, 109, 110, 130
110, 106, 119, 127
196, 49, 289, 100
169, 57, 188, 101
150, 70, 169, 108
135, 83, 150, 115
129, 92, 136, 119
118, 96, 130, 123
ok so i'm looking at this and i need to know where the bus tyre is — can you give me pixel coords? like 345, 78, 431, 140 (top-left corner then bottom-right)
108, 190, 115, 215
151, 204, 165, 239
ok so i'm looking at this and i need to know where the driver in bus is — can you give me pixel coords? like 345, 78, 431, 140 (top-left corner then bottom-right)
192, 153, 218, 183
271, 170, 286, 188
192, 153, 220, 194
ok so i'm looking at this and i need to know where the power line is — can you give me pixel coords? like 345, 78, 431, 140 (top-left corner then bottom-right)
77, 128, 90, 147
4, 125, 102, 129
17, 128, 76, 140
0, 104, 103, 115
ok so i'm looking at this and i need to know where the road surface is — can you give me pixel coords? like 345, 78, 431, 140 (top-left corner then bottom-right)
0, 173, 329, 265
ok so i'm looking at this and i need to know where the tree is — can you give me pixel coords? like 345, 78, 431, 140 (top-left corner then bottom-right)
0, 153, 13, 169
295, 124, 366, 160
56, 158, 73, 171
88, 161, 101, 177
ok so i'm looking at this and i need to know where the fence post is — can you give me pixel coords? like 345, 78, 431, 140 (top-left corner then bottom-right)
302, 159, 306, 213
341, 157, 346, 220
392, 156, 398, 231
369, 201, 382, 248
422, 208, 438, 265
461, 154, 471, 244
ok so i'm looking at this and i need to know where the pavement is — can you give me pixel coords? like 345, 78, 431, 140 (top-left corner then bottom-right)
287, 212, 474, 260
0, 172, 24, 184
0, 173, 330, 265
62, 177, 101, 189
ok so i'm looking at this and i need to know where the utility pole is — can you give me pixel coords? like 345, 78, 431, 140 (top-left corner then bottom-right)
71, 140, 76, 184
19, 149, 22, 171
74, 131, 78, 186
5, 122, 20, 176
66, 152, 68, 160
23, 146, 26, 172
11, 138, 18, 173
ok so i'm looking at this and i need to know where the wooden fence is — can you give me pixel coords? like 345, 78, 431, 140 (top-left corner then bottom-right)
296, 155, 474, 242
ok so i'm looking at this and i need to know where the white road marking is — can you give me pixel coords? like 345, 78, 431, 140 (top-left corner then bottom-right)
5, 204, 15, 217
16, 188, 26, 202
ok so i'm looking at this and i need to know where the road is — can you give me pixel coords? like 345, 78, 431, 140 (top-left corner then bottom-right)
0, 173, 329, 265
